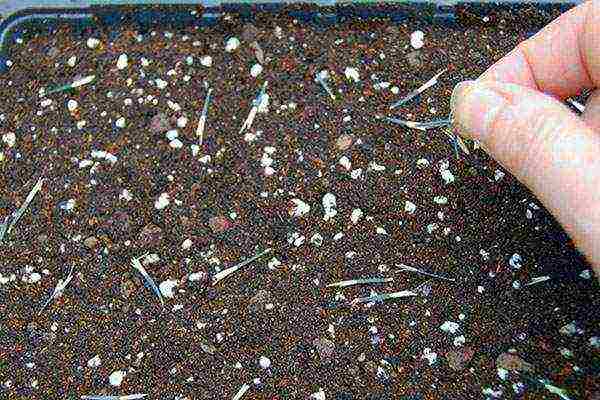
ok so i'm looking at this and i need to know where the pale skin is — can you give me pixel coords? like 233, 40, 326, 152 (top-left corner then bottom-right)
450, 0, 600, 277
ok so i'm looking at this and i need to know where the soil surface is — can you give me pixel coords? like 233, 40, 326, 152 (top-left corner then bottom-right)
0, 4, 598, 400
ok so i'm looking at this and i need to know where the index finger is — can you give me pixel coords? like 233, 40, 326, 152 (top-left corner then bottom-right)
478, 0, 600, 100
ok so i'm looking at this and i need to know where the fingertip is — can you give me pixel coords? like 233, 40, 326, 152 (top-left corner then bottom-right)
450, 80, 511, 143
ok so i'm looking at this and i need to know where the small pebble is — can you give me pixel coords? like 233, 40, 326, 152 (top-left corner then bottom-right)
494, 169, 505, 181
200, 55, 212, 67
166, 129, 179, 141
579, 269, 591, 279
181, 239, 193, 250
258, 355, 271, 369
440, 168, 455, 184
410, 30, 425, 49
170, 139, 183, 149
322, 193, 337, 221
155, 193, 170, 210
434, 196, 448, 205
155, 79, 168, 89
422, 347, 438, 365
115, 117, 126, 128
177, 116, 188, 128
2, 132, 16, 147
59, 199, 76, 211
26, 273, 41, 284
509, 253, 523, 270
267, 258, 282, 270
108, 370, 125, 387
344, 66, 360, 82
225, 37, 240, 52
336, 134, 354, 151
86, 37, 100, 49
440, 321, 460, 334
311, 388, 326, 400
310, 233, 323, 246
339, 156, 351, 170
83, 236, 99, 250
189, 271, 208, 282
290, 198, 311, 217
87, 355, 101, 368
116, 53, 128, 70
250, 63, 263, 78
405, 201, 417, 214
67, 99, 78, 112
453, 335, 466, 347
350, 169, 362, 179
496, 352, 533, 372
351, 208, 363, 224
159, 279, 178, 298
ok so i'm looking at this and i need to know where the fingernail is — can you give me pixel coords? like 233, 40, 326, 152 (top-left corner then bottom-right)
450, 80, 509, 142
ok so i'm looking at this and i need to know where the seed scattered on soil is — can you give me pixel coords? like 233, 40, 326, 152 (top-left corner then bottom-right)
0, 5, 596, 400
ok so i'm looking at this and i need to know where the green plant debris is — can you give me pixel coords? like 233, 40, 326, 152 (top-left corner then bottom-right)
239, 81, 268, 135
39, 264, 75, 314
385, 117, 451, 131
213, 247, 272, 285
327, 277, 393, 288
81, 395, 148, 400
539, 378, 572, 400
396, 263, 456, 282
1, 177, 45, 242
389, 68, 447, 109
45, 75, 96, 95
232, 383, 251, 400
524, 276, 551, 286
315, 70, 336, 101
196, 87, 213, 146
131, 254, 164, 307
351, 290, 417, 305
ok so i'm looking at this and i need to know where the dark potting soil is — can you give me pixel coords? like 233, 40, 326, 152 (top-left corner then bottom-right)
0, 4, 598, 400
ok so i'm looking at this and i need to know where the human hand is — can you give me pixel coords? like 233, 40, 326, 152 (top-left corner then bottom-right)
450, 0, 600, 276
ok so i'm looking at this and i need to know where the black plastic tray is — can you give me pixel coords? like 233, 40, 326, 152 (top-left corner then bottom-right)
0, 0, 583, 71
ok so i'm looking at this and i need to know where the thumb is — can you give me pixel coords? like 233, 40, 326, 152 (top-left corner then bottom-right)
451, 80, 600, 272
581, 88, 600, 132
